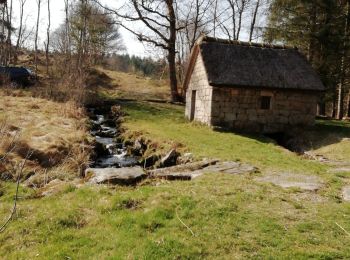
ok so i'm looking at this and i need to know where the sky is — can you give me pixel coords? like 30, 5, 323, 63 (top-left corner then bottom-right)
11, 0, 267, 57
11, 0, 146, 56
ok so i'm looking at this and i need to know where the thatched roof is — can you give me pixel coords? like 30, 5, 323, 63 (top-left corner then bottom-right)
184, 36, 325, 91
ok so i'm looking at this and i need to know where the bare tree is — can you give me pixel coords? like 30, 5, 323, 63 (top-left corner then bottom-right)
15, 0, 26, 49
95, 0, 184, 102
214, 0, 249, 40
183, 0, 212, 50
249, 0, 260, 42
225, 0, 236, 40
176, 0, 213, 89
18, 21, 34, 49
212, 0, 218, 37
75, 0, 89, 70
63, 0, 70, 55
236, 0, 247, 40
34, 0, 41, 74
215, 0, 269, 42
44, 0, 50, 74
0, 0, 12, 65
6, 0, 12, 64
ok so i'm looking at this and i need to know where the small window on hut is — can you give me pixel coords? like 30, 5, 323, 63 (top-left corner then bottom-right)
260, 96, 271, 110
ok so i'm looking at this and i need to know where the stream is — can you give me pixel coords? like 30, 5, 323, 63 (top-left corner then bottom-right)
87, 107, 138, 168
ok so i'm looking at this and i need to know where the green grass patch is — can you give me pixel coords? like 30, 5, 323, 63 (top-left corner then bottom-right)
1, 174, 350, 259
1, 98, 350, 258
122, 101, 326, 174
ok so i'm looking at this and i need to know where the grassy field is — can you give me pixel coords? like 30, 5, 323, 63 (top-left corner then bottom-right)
1, 69, 350, 259
122, 101, 327, 173
1, 171, 350, 259
96, 67, 169, 101
0, 92, 91, 183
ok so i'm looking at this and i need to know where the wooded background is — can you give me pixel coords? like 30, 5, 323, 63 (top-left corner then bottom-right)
0, 0, 349, 118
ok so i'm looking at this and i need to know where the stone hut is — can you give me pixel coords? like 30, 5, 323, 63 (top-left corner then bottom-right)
184, 36, 325, 133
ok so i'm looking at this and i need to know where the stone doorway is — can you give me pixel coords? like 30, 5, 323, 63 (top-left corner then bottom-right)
190, 90, 196, 121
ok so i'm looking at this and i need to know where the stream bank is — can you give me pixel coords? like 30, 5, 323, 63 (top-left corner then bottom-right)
85, 102, 258, 185
85, 103, 183, 184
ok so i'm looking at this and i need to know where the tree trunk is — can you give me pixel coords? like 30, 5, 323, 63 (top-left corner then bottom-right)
77, 0, 88, 71
337, 84, 344, 119
336, 0, 350, 119
34, 0, 41, 75
168, 49, 179, 102
64, 0, 71, 74
167, 0, 180, 102
213, 0, 218, 37
16, 0, 25, 52
345, 91, 350, 117
249, 0, 260, 42
6, 0, 12, 65
236, 0, 246, 40
45, 0, 50, 75
332, 96, 336, 118
0, 4, 4, 65
307, 3, 317, 63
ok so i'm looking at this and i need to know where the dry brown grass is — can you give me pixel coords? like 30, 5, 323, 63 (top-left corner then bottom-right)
96, 67, 170, 101
0, 92, 92, 184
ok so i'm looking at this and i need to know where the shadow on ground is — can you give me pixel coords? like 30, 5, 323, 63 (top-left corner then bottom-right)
212, 119, 350, 154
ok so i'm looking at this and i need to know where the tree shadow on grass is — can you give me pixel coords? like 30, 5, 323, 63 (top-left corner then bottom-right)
212, 119, 350, 153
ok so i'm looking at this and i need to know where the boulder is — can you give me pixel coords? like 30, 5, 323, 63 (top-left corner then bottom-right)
177, 153, 194, 164
85, 167, 147, 185
97, 126, 117, 138
132, 138, 147, 156
94, 141, 109, 157
140, 154, 160, 168
160, 149, 180, 167
90, 122, 101, 132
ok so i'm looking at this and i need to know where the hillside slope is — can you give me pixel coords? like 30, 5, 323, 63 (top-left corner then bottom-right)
1, 69, 350, 258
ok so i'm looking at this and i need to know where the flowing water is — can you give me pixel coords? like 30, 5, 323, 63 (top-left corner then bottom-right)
88, 107, 138, 168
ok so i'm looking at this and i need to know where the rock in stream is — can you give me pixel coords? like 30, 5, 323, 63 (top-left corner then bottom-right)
86, 167, 147, 185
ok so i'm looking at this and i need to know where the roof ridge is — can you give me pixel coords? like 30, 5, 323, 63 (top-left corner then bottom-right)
199, 35, 297, 50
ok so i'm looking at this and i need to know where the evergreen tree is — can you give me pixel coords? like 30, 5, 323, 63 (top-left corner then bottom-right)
265, 0, 350, 118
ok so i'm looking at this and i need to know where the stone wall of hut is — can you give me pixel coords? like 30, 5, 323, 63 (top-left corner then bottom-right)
185, 53, 213, 124
210, 88, 318, 133
185, 53, 319, 133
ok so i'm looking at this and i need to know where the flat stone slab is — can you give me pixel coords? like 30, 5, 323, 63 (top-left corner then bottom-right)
151, 170, 204, 181
328, 167, 350, 173
342, 186, 350, 202
149, 159, 218, 175
203, 162, 257, 175
256, 173, 323, 191
85, 167, 147, 185
151, 161, 257, 180
303, 152, 350, 173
